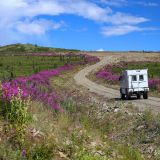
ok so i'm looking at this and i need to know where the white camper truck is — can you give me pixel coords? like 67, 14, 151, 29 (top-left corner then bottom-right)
119, 69, 149, 99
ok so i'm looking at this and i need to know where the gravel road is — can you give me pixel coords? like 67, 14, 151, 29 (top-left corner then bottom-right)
74, 56, 160, 112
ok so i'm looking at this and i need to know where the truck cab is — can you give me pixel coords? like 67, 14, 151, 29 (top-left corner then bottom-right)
119, 69, 149, 99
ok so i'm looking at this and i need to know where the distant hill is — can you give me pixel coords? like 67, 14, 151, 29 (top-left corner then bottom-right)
0, 43, 80, 55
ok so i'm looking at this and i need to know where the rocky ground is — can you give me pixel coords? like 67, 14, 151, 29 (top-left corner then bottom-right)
51, 60, 160, 159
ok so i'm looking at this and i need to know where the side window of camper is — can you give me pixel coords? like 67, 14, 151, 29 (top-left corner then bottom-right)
139, 75, 144, 81
132, 75, 137, 81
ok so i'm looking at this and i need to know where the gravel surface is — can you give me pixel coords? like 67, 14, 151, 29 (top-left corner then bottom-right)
74, 55, 160, 113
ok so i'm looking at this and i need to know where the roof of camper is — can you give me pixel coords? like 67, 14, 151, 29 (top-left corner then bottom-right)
123, 69, 148, 75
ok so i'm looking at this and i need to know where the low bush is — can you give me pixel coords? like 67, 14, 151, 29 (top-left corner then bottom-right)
0, 84, 31, 146
27, 142, 56, 160
0, 142, 23, 160
61, 98, 77, 113
119, 145, 144, 160
76, 151, 104, 160
155, 149, 160, 160
4, 89, 31, 126
136, 110, 160, 133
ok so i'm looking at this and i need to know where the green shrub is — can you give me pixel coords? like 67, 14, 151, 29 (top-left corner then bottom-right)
27, 143, 55, 160
80, 115, 91, 130
75, 150, 104, 160
1, 88, 31, 146
155, 149, 160, 160
142, 110, 154, 125
0, 81, 2, 96
0, 142, 23, 160
136, 110, 160, 134
61, 99, 77, 113
119, 146, 144, 160
5, 89, 31, 126
132, 110, 160, 144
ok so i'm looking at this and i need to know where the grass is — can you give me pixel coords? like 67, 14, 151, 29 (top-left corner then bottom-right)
112, 61, 160, 79
93, 60, 160, 97
0, 55, 83, 80
118, 145, 145, 160
50, 67, 154, 159
1, 48, 160, 159
52, 67, 160, 159
0, 142, 23, 160
1, 65, 160, 159
25, 101, 111, 159
0, 43, 80, 54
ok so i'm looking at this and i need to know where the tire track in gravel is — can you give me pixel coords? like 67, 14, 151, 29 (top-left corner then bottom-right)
74, 56, 160, 112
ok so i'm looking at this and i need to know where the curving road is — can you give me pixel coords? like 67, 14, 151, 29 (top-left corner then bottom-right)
74, 56, 160, 112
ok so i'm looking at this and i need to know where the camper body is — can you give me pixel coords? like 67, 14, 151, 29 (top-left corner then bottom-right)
119, 69, 149, 99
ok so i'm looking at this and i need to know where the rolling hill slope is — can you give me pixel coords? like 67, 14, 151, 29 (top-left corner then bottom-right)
0, 43, 80, 55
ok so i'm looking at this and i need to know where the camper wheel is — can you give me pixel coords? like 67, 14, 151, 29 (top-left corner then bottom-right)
121, 93, 125, 100
143, 92, 148, 99
126, 94, 131, 100
137, 94, 141, 99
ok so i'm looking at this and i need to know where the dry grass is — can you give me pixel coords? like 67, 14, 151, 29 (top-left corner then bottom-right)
1, 59, 160, 159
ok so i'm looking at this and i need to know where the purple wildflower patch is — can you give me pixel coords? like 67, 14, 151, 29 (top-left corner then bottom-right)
96, 62, 160, 89
1, 55, 99, 110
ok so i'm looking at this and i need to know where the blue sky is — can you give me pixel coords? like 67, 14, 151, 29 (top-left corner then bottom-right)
0, 0, 159, 51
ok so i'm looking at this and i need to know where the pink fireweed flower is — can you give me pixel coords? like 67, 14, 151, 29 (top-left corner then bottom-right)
1, 54, 100, 110
96, 62, 160, 89
22, 149, 27, 157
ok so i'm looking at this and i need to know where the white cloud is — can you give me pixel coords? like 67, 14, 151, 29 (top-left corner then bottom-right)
15, 19, 62, 35
146, 2, 158, 7
96, 0, 128, 7
0, 0, 151, 42
101, 25, 143, 36
0, 0, 148, 26
97, 0, 159, 7
136, 2, 159, 7
107, 12, 148, 25
0, 0, 111, 24
101, 25, 157, 37
97, 48, 105, 52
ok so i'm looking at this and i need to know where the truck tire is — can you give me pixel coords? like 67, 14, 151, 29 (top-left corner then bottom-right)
137, 94, 141, 99
143, 92, 148, 99
121, 94, 125, 100
126, 94, 131, 100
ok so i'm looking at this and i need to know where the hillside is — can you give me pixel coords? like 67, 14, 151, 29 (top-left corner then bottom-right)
0, 43, 80, 55
1, 49, 160, 159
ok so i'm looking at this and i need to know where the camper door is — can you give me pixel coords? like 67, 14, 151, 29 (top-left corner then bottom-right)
130, 74, 147, 89
130, 75, 139, 89
138, 74, 147, 88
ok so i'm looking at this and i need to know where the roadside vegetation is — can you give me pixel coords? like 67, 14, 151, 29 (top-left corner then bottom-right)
0, 45, 160, 159
96, 61, 160, 96
51, 67, 160, 160
0, 53, 84, 80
